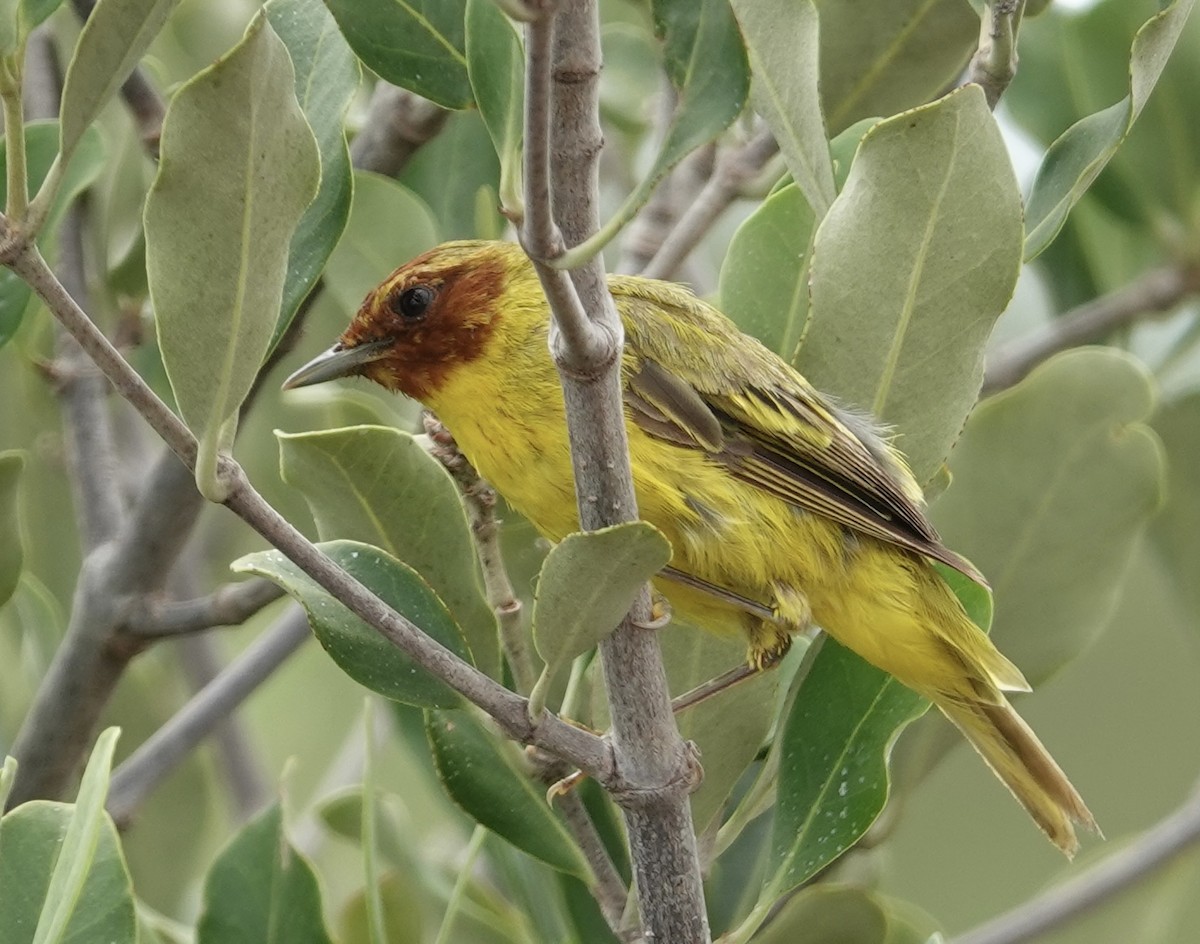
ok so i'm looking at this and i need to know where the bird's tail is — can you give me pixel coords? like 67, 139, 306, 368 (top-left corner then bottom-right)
936, 694, 1099, 857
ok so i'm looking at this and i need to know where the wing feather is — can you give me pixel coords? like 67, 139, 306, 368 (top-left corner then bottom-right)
612, 279, 986, 587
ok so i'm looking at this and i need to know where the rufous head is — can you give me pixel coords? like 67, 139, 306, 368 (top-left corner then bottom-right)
283, 240, 522, 403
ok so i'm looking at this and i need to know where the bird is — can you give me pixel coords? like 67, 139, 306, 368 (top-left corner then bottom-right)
284, 239, 1097, 855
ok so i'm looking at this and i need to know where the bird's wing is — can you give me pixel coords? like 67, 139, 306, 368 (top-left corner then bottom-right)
614, 281, 985, 585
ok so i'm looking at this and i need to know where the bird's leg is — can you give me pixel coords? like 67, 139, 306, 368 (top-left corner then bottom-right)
672, 585, 810, 713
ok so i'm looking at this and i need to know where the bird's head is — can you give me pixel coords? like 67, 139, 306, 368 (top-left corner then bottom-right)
283, 240, 528, 403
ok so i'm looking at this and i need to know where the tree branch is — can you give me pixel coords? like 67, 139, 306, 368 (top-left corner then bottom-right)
951, 779, 1200, 944
128, 578, 285, 637
968, 1, 1026, 110
107, 606, 312, 825
348, 83, 448, 177
982, 263, 1200, 395
422, 414, 534, 695
640, 129, 778, 281
519, 4, 710, 941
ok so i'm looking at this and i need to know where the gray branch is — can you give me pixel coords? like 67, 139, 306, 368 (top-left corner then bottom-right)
982, 263, 1200, 395
128, 578, 285, 637
348, 83, 448, 177
952, 780, 1200, 944
519, 5, 710, 941
640, 129, 779, 282
968, 1, 1026, 110
107, 606, 312, 825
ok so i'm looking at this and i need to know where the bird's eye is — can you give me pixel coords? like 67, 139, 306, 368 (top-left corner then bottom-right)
391, 285, 435, 320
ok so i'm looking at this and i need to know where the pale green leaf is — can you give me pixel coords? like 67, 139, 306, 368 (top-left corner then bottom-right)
465, 0, 522, 209
754, 885, 888, 944
0, 799, 135, 944
816, 0, 977, 135
933, 348, 1164, 679
1150, 392, 1200, 621
426, 709, 593, 881
322, 0, 471, 109
0, 451, 23, 608
233, 541, 472, 708
322, 171, 439, 312
58, 0, 180, 170
266, 0, 360, 350
398, 110, 500, 241
146, 13, 320, 495
718, 183, 815, 360
1023, 0, 1196, 260
798, 85, 1023, 481
196, 803, 333, 944
278, 426, 499, 679
532, 522, 671, 675
0, 0, 61, 57
730, 0, 834, 217
0, 729, 133, 944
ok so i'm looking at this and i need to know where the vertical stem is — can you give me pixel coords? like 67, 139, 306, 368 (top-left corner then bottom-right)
520, 1, 711, 940
1, 56, 29, 223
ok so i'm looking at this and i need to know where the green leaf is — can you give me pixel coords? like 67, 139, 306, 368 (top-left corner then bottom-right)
322, 0, 471, 109
425, 708, 593, 881
729, 0, 835, 217
753, 885, 888, 944
0, 121, 105, 348
145, 13, 320, 498
196, 803, 333, 944
0, 0, 61, 57
531, 522, 671, 686
278, 425, 499, 679
1023, 0, 1196, 261
234, 541, 473, 708
1150, 392, 1200, 621
322, 171, 439, 313
661, 628, 780, 833
266, 0, 360, 351
58, 0, 180, 172
465, 0, 522, 210
933, 348, 1164, 681
0, 729, 135, 944
718, 183, 815, 360
766, 641, 927, 897
0, 451, 23, 609
798, 85, 1024, 482
816, 0, 978, 136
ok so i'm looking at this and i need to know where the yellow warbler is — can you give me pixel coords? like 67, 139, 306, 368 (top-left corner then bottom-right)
285, 240, 1096, 855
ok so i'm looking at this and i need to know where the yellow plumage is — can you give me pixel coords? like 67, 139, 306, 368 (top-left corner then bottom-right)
285, 240, 1096, 855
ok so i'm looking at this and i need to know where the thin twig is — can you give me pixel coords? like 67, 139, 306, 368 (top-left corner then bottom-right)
25, 29, 126, 552
520, 5, 710, 942
951, 780, 1200, 944
107, 607, 312, 825
422, 414, 535, 695
968, 1, 1026, 110
640, 130, 778, 282
128, 578, 285, 637
982, 263, 1200, 395
555, 790, 633, 935
348, 83, 449, 177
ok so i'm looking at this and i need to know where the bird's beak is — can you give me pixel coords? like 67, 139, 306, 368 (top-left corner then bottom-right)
282, 338, 393, 389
